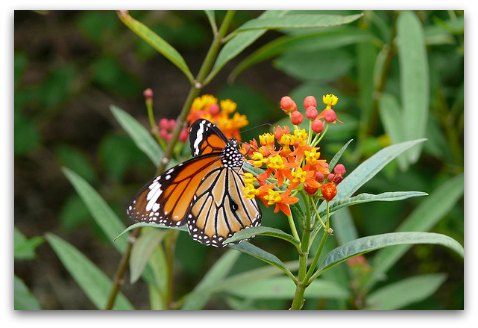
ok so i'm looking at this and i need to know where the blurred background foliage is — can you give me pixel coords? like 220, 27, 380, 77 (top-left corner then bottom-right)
14, 10, 463, 309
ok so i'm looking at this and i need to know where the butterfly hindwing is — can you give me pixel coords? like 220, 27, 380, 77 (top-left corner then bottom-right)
188, 167, 261, 247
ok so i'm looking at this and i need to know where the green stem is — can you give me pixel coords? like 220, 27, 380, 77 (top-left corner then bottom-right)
155, 10, 236, 175
307, 202, 332, 283
287, 214, 300, 242
290, 195, 313, 310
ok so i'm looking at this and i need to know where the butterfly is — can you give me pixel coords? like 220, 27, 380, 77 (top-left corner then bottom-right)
127, 119, 262, 247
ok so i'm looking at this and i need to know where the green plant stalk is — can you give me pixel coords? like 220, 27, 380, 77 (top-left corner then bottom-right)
307, 202, 331, 283
105, 11, 237, 310
290, 196, 312, 310
290, 200, 331, 310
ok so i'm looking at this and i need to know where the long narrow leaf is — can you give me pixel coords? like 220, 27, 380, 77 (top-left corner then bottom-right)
115, 222, 187, 241
237, 14, 363, 31
225, 226, 299, 248
110, 105, 162, 166
209, 10, 288, 81
366, 273, 447, 310
46, 234, 133, 310
129, 229, 166, 283
181, 250, 241, 310
117, 11, 194, 82
397, 11, 429, 163
230, 28, 374, 81
317, 232, 463, 276
324, 191, 427, 217
379, 93, 408, 170
228, 242, 294, 281
14, 276, 41, 310
368, 174, 464, 288
63, 168, 127, 252
332, 207, 358, 246
329, 139, 354, 170
225, 277, 349, 300
318, 139, 426, 212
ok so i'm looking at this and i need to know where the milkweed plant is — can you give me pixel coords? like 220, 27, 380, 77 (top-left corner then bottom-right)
44, 10, 464, 311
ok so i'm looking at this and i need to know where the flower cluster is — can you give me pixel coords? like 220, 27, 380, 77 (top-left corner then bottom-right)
157, 118, 188, 142
186, 94, 248, 140
242, 94, 345, 216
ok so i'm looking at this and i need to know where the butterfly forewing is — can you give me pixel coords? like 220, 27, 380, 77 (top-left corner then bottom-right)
127, 155, 222, 226
189, 119, 228, 157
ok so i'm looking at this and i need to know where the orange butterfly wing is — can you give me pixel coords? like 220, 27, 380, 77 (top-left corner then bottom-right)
127, 155, 223, 227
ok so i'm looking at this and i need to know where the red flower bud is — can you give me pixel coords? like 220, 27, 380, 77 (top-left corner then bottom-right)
334, 163, 346, 175
305, 106, 318, 120
321, 182, 337, 201
209, 103, 220, 115
333, 175, 343, 184
290, 111, 304, 125
179, 128, 189, 142
303, 96, 317, 109
159, 129, 170, 141
280, 96, 297, 113
316, 171, 325, 182
327, 173, 335, 181
168, 119, 177, 129
159, 118, 169, 129
324, 109, 337, 123
311, 119, 324, 133
304, 185, 318, 196
143, 88, 153, 100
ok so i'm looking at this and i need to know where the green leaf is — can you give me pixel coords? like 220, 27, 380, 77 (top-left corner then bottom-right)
55, 144, 97, 184
379, 93, 408, 169
274, 49, 354, 82
225, 226, 299, 248
332, 207, 358, 245
209, 10, 288, 81
204, 10, 216, 32
228, 242, 294, 280
329, 139, 354, 170
129, 229, 166, 283
366, 274, 447, 310
325, 191, 428, 217
14, 227, 44, 260
369, 174, 464, 288
46, 234, 134, 310
110, 105, 162, 166
225, 277, 349, 300
14, 275, 41, 310
238, 14, 363, 31
319, 139, 426, 213
230, 27, 374, 81
317, 232, 464, 276
115, 222, 187, 241
216, 260, 302, 292
181, 250, 241, 310
118, 11, 193, 83
397, 11, 429, 163
62, 167, 127, 252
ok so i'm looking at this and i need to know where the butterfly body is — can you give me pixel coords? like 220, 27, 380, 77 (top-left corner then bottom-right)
127, 119, 261, 247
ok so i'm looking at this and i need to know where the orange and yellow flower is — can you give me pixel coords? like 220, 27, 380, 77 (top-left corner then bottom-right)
187, 94, 248, 140
242, 93, 344, 216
